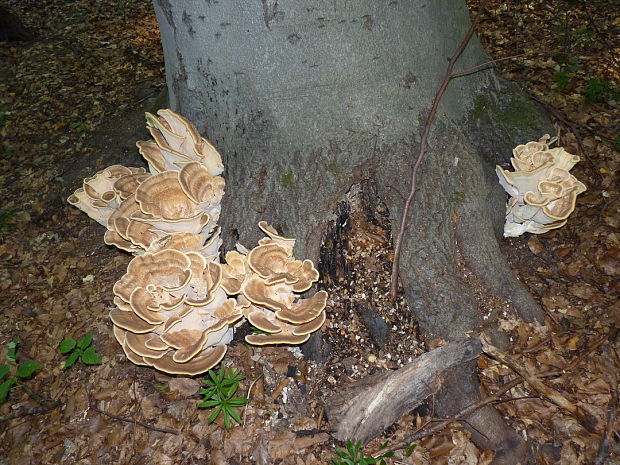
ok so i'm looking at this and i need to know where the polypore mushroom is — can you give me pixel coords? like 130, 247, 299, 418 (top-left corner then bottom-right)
67, 166, 149, 226
70, 110, 224, 258
68, 109, 329, 375
243, 300, 326, 346
256, 220, 296, 255
220, 249, 250, 294
110, 249, 243, 375
148, 228, 223, 258
135, 171, 200, 220
99, 169, 221, 255
142, 109, 224, 176
222, 223, 328, 345
496, 138, 586, 237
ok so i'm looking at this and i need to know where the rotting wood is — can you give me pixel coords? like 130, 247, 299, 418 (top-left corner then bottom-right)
324, 338, 482, 444
377, 376, 525, 457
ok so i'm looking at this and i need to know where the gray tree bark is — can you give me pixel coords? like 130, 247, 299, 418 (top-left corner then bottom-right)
153, 1, 548, 461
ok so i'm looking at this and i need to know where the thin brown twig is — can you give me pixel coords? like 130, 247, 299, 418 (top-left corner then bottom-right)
492, 395, 539, 405
523, 335, 554, 353
450, 52, 527, 79
87, 390, 179, 435
0, 399, 61, 422
451, 416, 490, 442
0, 381, 63, 422
595, 388, 618, 465
242, 374, 263, 427
390, 20, 478, 298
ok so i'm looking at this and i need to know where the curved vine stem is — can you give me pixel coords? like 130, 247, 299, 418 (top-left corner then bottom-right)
389, 21, 478, 299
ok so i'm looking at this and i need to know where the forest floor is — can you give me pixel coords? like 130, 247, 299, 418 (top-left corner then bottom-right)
0, 1, 618, 464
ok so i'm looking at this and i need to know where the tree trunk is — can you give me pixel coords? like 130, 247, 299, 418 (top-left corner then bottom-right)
153, 1, 549, 461
0, 7, 33, 42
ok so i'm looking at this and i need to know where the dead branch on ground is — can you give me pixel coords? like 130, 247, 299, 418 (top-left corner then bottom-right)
0, 398, 61, 422
325, 339, 482, 444
374, 329, 616, 456
87, 390, 179, 435
376, 376, 524, 457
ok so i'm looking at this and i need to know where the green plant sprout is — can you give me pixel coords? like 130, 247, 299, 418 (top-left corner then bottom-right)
572, 27, 595, 47
331, 440, 394, 465
583, 78, 618, 103
70, 121, 86, 132
403, 442, 417, 457
249, 324, 269, 335
1, 146, 13, 159
552, 65, 579, 93
0, 338, 41, 404
0, 110, 9, 126
59, 331, 102, 368
0, 206, 17, 232
198, 366, 248, 430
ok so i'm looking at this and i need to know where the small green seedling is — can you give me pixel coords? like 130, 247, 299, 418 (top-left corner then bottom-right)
198, 366, 248, 430
1, 338, 41, 404
572, 27, 595, 47
1, 146, 13, 159
331, 440, 394, 465
249, 324, 269, 336
583, 78, 618, 103
0, 206, 17, 232
552, 64, 579, 93
70, 121, 85, 132
403, 443, 417, 457
59, 332, 102, 368
0, 111, 9, 126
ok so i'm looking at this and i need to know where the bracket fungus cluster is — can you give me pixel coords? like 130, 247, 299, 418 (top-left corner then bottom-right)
496, 136, 586, 237
68, 109, 327, 375
221, 221, 328, 346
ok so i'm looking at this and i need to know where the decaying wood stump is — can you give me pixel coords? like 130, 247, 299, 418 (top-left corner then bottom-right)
325, 339, 482, 443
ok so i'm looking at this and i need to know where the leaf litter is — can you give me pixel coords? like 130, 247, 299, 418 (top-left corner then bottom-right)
0, 0, 618, 463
